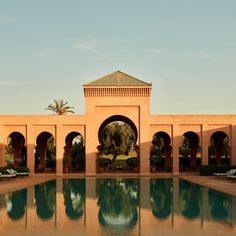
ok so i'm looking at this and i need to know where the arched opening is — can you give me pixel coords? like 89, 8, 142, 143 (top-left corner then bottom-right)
208, 131, 230, 166
64, 132, 85, 173
97, 115, 138, 173
35, 132, 56, 173
150, 132, 172, 172
6, 132, 26, 168
179, 131, 201, 171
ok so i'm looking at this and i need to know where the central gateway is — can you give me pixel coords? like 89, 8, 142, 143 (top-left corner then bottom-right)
83, 71, 152, 175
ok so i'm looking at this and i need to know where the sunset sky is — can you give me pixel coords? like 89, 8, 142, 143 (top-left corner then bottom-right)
1, 0, 236, 115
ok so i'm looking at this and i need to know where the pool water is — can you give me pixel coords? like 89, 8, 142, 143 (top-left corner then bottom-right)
0, 178, 236, 236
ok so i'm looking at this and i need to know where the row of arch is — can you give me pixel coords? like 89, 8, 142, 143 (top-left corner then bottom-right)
150, 130, 230, 172
6, 131, 85, 173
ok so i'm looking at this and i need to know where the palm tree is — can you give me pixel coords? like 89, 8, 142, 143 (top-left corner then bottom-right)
45, 99, 75, 115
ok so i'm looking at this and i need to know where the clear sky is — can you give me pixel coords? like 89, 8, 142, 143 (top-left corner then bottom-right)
1, 0, 236, 115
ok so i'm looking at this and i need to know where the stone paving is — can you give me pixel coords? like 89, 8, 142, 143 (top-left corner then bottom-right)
0, 173, 236, 196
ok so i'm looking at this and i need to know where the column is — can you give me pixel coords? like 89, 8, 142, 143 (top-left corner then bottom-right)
172, 125, 181, 175
56, 125, 64, 176
85, 122, 97, 176
201, 124, 209, 165
231, 125, 236, 165
140, 106, 151, 175
27, 125, 35, 176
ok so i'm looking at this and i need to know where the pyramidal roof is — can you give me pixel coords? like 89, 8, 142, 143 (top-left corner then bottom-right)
83, 71, 152, 86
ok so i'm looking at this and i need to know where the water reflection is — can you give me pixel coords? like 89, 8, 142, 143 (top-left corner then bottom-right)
150, 178, 172, 219
96, 178, 139, 228
35, 180, 56, 220
63, 179, 85, 219
0, 178, 235, 236
179, 180, 201, 219
5, 189, 27, 220
209, 189, 231, 221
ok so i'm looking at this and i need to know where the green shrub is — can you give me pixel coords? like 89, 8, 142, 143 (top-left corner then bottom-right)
97, 158, 111, 167
13, 166, 30, 173
126, 157, 139, 168
199, 165, 236, 176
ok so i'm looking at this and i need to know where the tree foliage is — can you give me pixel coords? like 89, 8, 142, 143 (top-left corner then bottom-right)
45, 99, 75, 115
98, 121, 136, 164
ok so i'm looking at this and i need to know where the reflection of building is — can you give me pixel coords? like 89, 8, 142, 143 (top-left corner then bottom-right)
0, 178, 235, 235
0, 71, 236, 175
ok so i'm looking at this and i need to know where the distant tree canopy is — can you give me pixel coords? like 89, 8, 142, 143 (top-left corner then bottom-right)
45, 99, 75, 115
98, 121, 136, 164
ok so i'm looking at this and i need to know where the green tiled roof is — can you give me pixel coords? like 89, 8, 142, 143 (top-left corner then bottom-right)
84, 71, 152, 86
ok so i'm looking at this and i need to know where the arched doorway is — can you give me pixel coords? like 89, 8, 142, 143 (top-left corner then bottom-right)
97, 115, 138, 173
150, 132, 172, 172
6, 132, 26, 167
179, 132, 201, 171
64, 132, 85, 173
35, 132, 56, 173
208, 131, 230, 166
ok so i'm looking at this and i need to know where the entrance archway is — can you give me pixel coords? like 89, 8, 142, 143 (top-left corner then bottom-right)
179, 132, 201, 171
150, 132, 172, 172
208, 131, 230, 165
35, 132, 56, 173
64, 132, 85, 173
7, 132, 26, 167
97, 115, 138, 173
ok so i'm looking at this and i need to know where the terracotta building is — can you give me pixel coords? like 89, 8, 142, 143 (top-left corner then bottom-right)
0, 71, 235, 176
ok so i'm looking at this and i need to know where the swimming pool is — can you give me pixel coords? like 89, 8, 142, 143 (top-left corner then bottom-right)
0, 178, 235, 236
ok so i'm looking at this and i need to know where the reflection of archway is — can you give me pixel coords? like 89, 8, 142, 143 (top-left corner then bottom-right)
5, 189, 27, 220
150, 132, 172, 172
7, 132, 26, 167
150, 179, 172, 219
63, 179, 85, 219
64, 132, 85, 173
34, 180, 56, 220
96, 178, 139, 228
97, 115, 138, 173
209, 131, 230, 166
180, 180, 201, 219
35, 132, 56, 173
179, 132, 201, 171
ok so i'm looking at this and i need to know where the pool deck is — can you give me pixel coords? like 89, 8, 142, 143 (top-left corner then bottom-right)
0, 173, 236, 196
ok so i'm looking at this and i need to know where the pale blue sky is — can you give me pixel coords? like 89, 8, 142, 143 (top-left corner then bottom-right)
0, 0, 236, 115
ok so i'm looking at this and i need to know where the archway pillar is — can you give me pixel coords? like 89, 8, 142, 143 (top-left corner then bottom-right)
172, 125, 181, 175
27, 125, 35, 176
85, 122, 96, 176
140, 111, 151, 175
231, 125, 236, 165
56, 125, 64, 176
201, 124, 209, 165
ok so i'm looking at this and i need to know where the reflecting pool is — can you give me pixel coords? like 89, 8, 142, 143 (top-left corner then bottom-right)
0, 178, 236, 236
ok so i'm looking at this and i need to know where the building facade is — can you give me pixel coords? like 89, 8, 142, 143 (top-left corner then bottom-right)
0, 71, 236, 176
